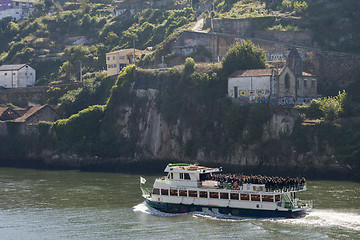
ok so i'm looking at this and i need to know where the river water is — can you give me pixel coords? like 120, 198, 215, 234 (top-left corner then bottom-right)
0, 168, 359, 240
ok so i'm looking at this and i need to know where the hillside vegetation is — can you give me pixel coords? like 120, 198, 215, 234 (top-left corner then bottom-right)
0, 2, 195, 84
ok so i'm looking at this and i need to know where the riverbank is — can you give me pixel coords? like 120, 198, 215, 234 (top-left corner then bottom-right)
0, 156, 358, 182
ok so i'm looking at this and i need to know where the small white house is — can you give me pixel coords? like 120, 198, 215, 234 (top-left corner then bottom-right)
0, 64, 36, 88
0, 0, 35, 21
228, 69, 277, 103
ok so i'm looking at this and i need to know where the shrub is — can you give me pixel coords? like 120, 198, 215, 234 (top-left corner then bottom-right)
222, 40, 266, 75
183, 57, 196, 75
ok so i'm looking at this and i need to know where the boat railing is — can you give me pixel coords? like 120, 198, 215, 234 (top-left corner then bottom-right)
140, 187, 152, 198
201, 181, 306, 193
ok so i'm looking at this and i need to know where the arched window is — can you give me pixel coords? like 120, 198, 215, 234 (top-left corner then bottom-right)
285, 73, 290, 89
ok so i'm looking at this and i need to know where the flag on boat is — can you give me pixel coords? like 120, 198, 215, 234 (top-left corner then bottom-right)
140, 176, 146, 184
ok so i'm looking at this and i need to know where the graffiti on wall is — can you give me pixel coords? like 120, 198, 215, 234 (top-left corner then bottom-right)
297, 97, 316, 105
255, 96, 269, 103
278, 96, 295, 106
268, 53, 285, 61
184, 39, 194, 45
235, 89, 269, 104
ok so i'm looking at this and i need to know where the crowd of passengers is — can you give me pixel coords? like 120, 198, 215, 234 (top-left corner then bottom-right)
207, 174, 306, 192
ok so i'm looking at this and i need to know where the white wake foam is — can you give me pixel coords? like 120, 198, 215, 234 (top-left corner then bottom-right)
275, 209, 360, 231
133, 202, 184, 217
133, 203, 360, 232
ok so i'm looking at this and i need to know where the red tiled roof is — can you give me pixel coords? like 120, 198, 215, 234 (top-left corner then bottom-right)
14, 105, 47, 122
107, 48, 149, 55
229, 69, 275, 78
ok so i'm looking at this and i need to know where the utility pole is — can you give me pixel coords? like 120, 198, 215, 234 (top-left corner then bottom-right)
133, 38, 138, 81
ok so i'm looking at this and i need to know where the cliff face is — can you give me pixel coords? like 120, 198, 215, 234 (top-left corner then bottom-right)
103, 84, 358, 180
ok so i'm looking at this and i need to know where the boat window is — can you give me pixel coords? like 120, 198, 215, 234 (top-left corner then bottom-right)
240, 194, 249, 201
220, 192, 229, 200
230, 193, 239, 200
152, 188, 160, 195
189, 191, 197, 197
161, 189, 169, 196
251, 195, 260, 201
209, 192, 219, 199
168, 173, 173, 179
170, 189, 178, 196
180, 173, 184, 179
262, 195, 274, 202
275, 195, 280, 202
179, 190, 187, 197
199, 191, 208, 198
184, 173, 191, 180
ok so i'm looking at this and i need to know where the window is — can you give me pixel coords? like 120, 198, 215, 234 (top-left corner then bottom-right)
170, 189, 178, 196
220, 192, 229, 200
303, 80, 307, 88
240, 194, 249, 200
4, 73, 7, 76
209, 192, 218, 199
311, 80, 315, 88
230, 193, 239, 200
25, 73, 27, 76
180, 173, 184, 179
168, 172, 173, 179
161, 189, 169, 196
184, 173, 191, 180
251, 195, 261, 201
199, 191, 207, 198
275, 195, 280, 202
179, 190, 187, 197
12, 73, 16, 75
285, 73, 290, 89
113, 56, 115, 60
189, 191, 197, 197
262, 195, 274, 202
152, 188, 160, 195
234, 87, 238, 98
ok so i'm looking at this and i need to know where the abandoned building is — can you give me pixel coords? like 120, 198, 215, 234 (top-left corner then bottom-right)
228, 48, 317, 106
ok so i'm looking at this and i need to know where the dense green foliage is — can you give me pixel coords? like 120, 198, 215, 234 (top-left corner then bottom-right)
58, 71, 115, 117
298, 91, 348, 121
222, 40, 266, 75
0, 4, 195, 83
52, 105, 106, 154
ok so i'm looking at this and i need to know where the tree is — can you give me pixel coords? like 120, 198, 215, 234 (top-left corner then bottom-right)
222, 40, 266, 75
58, 61, 74, 82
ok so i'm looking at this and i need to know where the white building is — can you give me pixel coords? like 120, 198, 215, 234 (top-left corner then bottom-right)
228, 69, 277, 103
0, 64, 36, 88
0, 0, 35, 21
228, 48, 317, 105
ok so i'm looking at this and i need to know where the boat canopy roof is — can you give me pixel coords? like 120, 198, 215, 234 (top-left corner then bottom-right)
164, 163, 222, 174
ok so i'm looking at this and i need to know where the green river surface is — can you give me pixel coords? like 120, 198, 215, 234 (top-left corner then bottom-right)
0, 167, 359, 240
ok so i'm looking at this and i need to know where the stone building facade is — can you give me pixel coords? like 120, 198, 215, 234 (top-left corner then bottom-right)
228, 48, 318, 106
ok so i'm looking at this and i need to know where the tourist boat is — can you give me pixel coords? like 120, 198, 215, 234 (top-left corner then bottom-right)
140, 163, 312, 218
